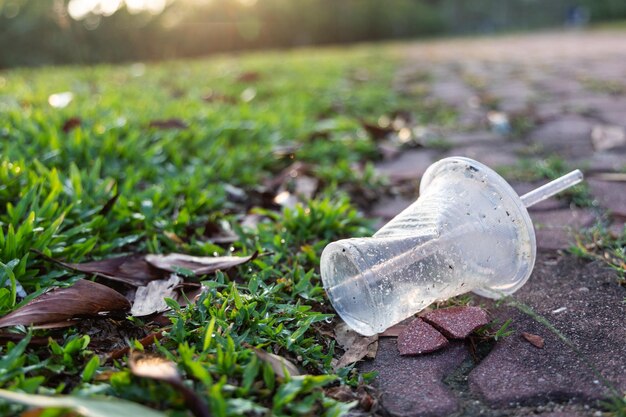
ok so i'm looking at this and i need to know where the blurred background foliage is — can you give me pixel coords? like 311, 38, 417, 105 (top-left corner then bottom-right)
1, 0, 626, 68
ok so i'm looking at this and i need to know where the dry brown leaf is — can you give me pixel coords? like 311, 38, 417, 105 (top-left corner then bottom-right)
202, 221, 238, 244
293, 176, 319, 200
333, 321, 359, 349
145, 252, 257, 276
245, 344, 301, 379
366, 339, 379, 359
325, 385, 355, 402
202, 91, 237, 104
148, 119, 187, 130
61, 117, 81, 133
334, 335, 378, 370
237, 71, 260, 83
129, 352, 180, 383
361, 119, 394, 140
31, 321, 78, 330
521, 332, 545, 349
356, 385, 377, 411
264, 161, 312, 190
0, 280, 130, 328
0, 333, 50, 346
131, 274, 182, 317
129, 352, 210, 417
33, 250, 165, 286
164, 231, 184, 245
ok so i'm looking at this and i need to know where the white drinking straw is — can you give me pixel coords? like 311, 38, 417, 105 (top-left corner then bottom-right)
520, 170, 584, 208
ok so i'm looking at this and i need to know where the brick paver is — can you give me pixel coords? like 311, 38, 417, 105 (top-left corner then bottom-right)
362, 29, 626, 417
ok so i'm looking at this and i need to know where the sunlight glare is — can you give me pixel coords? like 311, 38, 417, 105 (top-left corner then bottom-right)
68, 0, 99, 20
67, 0, 166, 20
126, 0, 166, 15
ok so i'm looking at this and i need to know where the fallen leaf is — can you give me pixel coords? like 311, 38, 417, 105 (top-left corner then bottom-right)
33, 250, 166, 286
245, 344, 301, 379
164, 231, 185, 245
240, 213, 265, 230
292, 176, 318, 200
246, 187, 282, 210
356, 385, 376, 411
148, 119, 187, 130
129, 354, 208, 417
397, 318, 448, 356
333, 321, 359, 350
361, 120, 394, 140
129, 352, 180, 383
366, 340, 378, 359
334, 335, 378, 370
131, 274, 181, 317
62, 117, 82, 133
521, 332, 545, 349
324, 386, 355, 402
145, 252, 257, 276
422, 306, 489, 339
0, 333, 50, 346
202, 90, 237, 104
31, 321, 78, 330
265, 161, 312, 190
334, 321, 378, 368
0, 280, 130, 328
0, 388, 166, 417
273, 190, 298, 209
130, 351, 214, 417
36, 250, 255, 285
237, 71, 260, 83
202, 221, 238, 244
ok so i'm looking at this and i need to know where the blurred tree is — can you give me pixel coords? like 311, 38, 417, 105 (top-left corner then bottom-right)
0, 0, 624, 68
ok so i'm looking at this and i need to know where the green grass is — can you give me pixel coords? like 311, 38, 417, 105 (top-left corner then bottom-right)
0, 44, 455, 416
592, 19, 626, 30
497, 155, 593, 207
571, 223, 626, 284
580, 76, 626, 96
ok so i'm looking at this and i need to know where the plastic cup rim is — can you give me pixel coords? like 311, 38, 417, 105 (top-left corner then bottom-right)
419, 156, 537, 298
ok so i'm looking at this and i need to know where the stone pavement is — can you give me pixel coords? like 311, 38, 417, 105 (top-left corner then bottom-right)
362, 30, 626, 417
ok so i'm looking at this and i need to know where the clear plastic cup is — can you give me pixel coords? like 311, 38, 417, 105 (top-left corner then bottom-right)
321, 157, 583, 336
